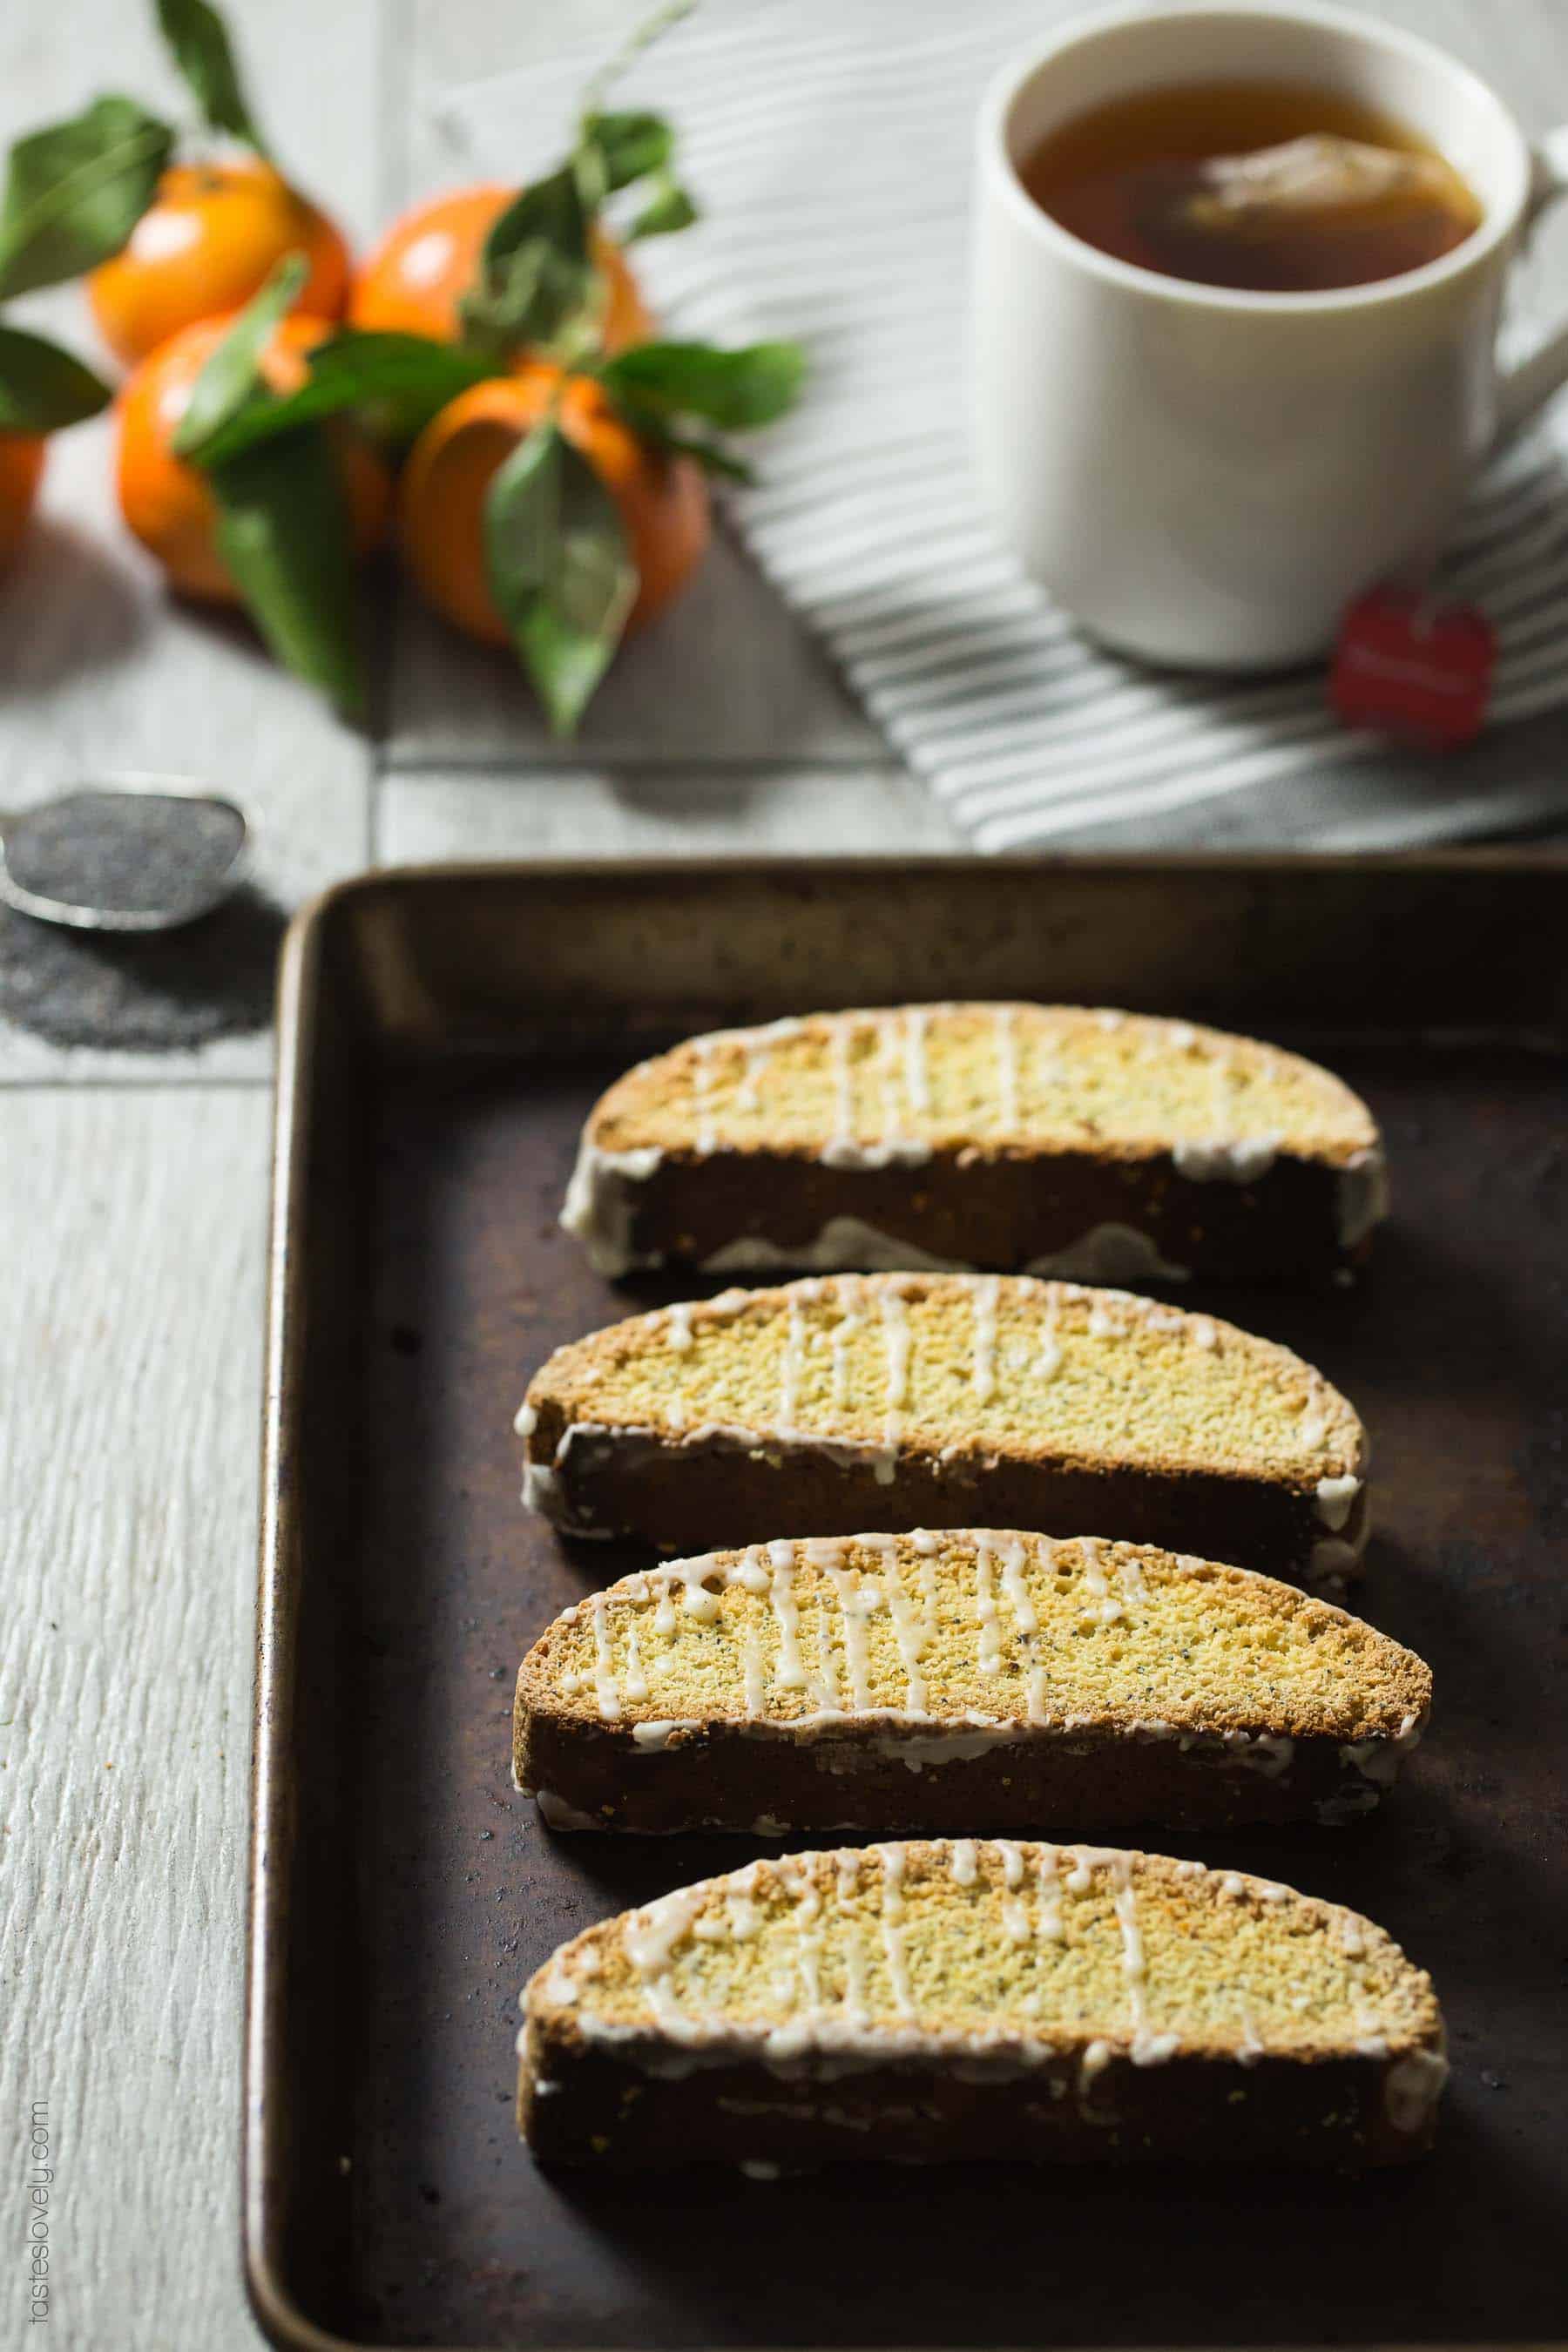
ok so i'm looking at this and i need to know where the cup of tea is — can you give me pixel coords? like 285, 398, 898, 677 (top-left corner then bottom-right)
971, 0, 1568, 668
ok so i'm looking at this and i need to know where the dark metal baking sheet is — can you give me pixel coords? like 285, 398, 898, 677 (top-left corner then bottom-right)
249, 856, 1568, 2352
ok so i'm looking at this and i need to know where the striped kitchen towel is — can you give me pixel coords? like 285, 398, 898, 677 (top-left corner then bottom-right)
436, 0, 1568, 848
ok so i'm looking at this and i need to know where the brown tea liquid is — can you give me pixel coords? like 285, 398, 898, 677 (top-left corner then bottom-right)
1019, 80, 1483, 292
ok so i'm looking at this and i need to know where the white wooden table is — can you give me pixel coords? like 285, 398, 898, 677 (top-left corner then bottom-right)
1, 3, 1561, 2346
0, 6, 952, 2346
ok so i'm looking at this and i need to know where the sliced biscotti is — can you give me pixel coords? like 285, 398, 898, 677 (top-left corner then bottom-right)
562, 1004, 1386, 1284
516, 1274, 1369, 1583
513, 1532, 1427, 1836
518, 1842, 1447, 2171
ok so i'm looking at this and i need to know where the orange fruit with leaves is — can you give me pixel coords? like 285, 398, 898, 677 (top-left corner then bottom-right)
89, 159, 350, 367
397, 362, 708, 649
349, 183, 651, 355
117, 311, 388, 601
0, 432, 46, 567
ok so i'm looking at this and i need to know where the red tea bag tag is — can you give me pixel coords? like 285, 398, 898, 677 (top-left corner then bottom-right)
1330, 585, 1495, 747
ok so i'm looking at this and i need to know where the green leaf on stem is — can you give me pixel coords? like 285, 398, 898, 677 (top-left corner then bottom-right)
625, 172, 698, 240
155, 0, 271, 156
483, 418, 635, 737
208, 427, 365, 717
599, 339, 805, 430
581, 110, 672, 192
460, 163, 598, 355
0, 325, 112, 432
0, 95, 174, 300
171, 252, 308, 459
191, 330, 494, 464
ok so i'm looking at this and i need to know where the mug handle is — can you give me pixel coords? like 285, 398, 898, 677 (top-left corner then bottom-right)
1494, 124, 1568, 439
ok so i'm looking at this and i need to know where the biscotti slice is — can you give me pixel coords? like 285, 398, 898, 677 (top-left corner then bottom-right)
513, 1532, 1427, 1835
518, 1842, 1447, 2171
562, 1004, 1386, 1283
516, 1274, 1369, 1582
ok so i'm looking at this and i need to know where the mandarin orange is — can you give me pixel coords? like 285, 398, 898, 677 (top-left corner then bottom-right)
90, 159, 350, 367
397, 363, 707, 648
117, 312, 388, 602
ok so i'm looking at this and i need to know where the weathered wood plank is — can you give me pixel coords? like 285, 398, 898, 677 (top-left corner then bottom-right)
379, 756, 961, 862
0, 1085, 269, 2351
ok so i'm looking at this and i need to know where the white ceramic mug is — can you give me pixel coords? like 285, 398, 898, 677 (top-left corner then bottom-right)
971, 0, 1568, 669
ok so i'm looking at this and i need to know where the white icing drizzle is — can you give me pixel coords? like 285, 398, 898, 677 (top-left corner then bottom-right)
829, 1292, 862, 1409
827, 1013, 857, 1164
1036, 1843, 1064, 1940
879, 1282, 911, 1449
971, 1274, 1001, 1402
1383, 2047, 1449, 2134
622, 1619, 649, 1705
727, 1863, 763, 1943
735, 1036, 772, 1118
1006, 1543, 1044, 1637
816, 1540, 873, 1711
630, 1718, 700, 1750
950, 1839, 978, 1888
876, 1845, 915, 2016
768, 1545, 809, 1691
790, 1868, 825, 2011
877, 1538, 929, 1714
874, 1014, 906, 1157
1106, 1849, 1178, 2065
741, 1622, 767, 1714
1116, 1548, 1149, 1605
1315, 1472, 1362, 1531
993, 1005, 1020, 1131
903, 1006, 930, 1119
692, 1037, 721, 1158
625, 1887, 706, 2029
779, 1292, 808, 1425
1087, 1295, 1119, 1339
734, 1545, 772, 1594
994, 1840, 1031, 1943
1034, 1288, 1062, 1382
1338, 1146, 1389, 1249
666, 1300, 695, 1354
558, 1139, 663, 1277
1341, 1716, 1423, 1785
1078, 1538, 1124, 1626
973, 1535, 1004, 1676
590, 1594, 621, 1720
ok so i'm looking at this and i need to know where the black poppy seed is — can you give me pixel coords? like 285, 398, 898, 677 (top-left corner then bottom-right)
0, 884, 286, 1052
4, 791, 246, 918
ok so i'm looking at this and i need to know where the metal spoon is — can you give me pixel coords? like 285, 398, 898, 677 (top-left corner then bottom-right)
0, 775, 251, 933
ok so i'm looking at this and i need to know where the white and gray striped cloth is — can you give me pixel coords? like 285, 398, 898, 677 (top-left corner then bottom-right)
439, 0, 1568, 848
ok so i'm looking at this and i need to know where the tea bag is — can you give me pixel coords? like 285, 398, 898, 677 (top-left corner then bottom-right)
1179, 133, 1458, 240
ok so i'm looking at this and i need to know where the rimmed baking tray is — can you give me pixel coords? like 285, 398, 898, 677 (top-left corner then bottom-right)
248, 855, 1568, 2352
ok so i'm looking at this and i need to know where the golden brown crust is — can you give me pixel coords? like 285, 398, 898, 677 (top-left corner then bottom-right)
512, 1536, 1427, 1836
591, 1006, 1379, 1164
523, 1276, 1364, 1482
517, 1843, 1446, 2171
564, 1007, 1386, 1285
518, 1277, 1369, 1580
